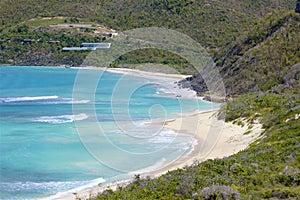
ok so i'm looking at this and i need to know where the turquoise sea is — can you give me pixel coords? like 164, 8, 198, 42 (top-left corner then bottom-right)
0, 66, 218, 199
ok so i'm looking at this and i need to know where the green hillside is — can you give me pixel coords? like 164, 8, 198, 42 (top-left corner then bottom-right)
0, 0, 296, 67
180, 11, 300, 95
0, 0, 295, 47
222, 12, 300, 95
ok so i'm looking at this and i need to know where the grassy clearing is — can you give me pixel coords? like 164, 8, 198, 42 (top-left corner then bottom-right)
22, 17, 68, 31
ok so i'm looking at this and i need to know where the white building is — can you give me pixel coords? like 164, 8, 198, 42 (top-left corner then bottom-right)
63, 43, 111, 51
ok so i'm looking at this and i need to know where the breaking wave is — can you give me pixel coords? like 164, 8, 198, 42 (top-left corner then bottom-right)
0, 177, 105, 200
33, 113, 88, 124
0, 96, 89, 105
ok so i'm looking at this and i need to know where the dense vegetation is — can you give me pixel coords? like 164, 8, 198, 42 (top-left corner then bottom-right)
0, 0, 295, 48
0, 0, 296, 68
1, 0, 299, 199
220, 12, 300, 94
180, 11, 300, 95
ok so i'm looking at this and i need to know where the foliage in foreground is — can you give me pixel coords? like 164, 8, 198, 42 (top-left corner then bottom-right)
93, 89, 300, 199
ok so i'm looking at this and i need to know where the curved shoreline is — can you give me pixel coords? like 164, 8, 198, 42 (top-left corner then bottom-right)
1, 66, 262, 200
54, 67, 262, 200
57, 110, 262, 200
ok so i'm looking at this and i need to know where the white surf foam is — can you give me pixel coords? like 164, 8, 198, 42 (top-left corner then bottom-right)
0, 96, 90, 104
147, 129, 178, 144
61, 98, 90, 104
0, 96, 59, 103
41, 177, 106, 200
33, 113, 88, 124
0, 177, 105, 200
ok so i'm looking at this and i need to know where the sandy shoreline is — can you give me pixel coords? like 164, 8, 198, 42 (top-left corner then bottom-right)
57, 111, 262, 200
77, 66, 190, 80
76, 66, 201, 100
2, 66, 262, 200
50, 66, 263, 200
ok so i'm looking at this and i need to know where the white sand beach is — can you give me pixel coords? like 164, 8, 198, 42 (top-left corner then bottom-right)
77, 66, 198, 98
55, 67, 263, 200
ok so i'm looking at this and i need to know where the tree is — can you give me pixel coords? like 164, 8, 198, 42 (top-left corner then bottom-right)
17, 25, 29, 33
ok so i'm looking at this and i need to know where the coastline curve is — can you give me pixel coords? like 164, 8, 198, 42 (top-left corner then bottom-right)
72, 27, 226, 173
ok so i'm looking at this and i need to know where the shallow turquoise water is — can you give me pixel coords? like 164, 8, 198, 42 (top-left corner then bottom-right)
0, 66, 218, 199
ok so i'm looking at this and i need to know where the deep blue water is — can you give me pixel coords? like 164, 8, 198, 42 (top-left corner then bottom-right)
0, 66, 217, 199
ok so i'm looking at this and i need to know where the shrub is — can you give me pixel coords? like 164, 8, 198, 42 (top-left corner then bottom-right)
201, 185, 240, 200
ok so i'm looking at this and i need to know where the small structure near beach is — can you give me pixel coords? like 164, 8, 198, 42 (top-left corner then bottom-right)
63, 43, 111, 51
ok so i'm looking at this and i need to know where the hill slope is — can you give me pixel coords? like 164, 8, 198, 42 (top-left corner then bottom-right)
0, 0, 295, 48
0, 0, 296, 67
180, 11, 300, 95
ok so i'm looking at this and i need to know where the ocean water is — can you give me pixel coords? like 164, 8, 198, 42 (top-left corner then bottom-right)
0, 66, 218, 199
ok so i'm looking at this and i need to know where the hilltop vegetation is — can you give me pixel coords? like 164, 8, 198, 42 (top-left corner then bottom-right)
0, 0, 296, 68
0, 0, 295, 48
